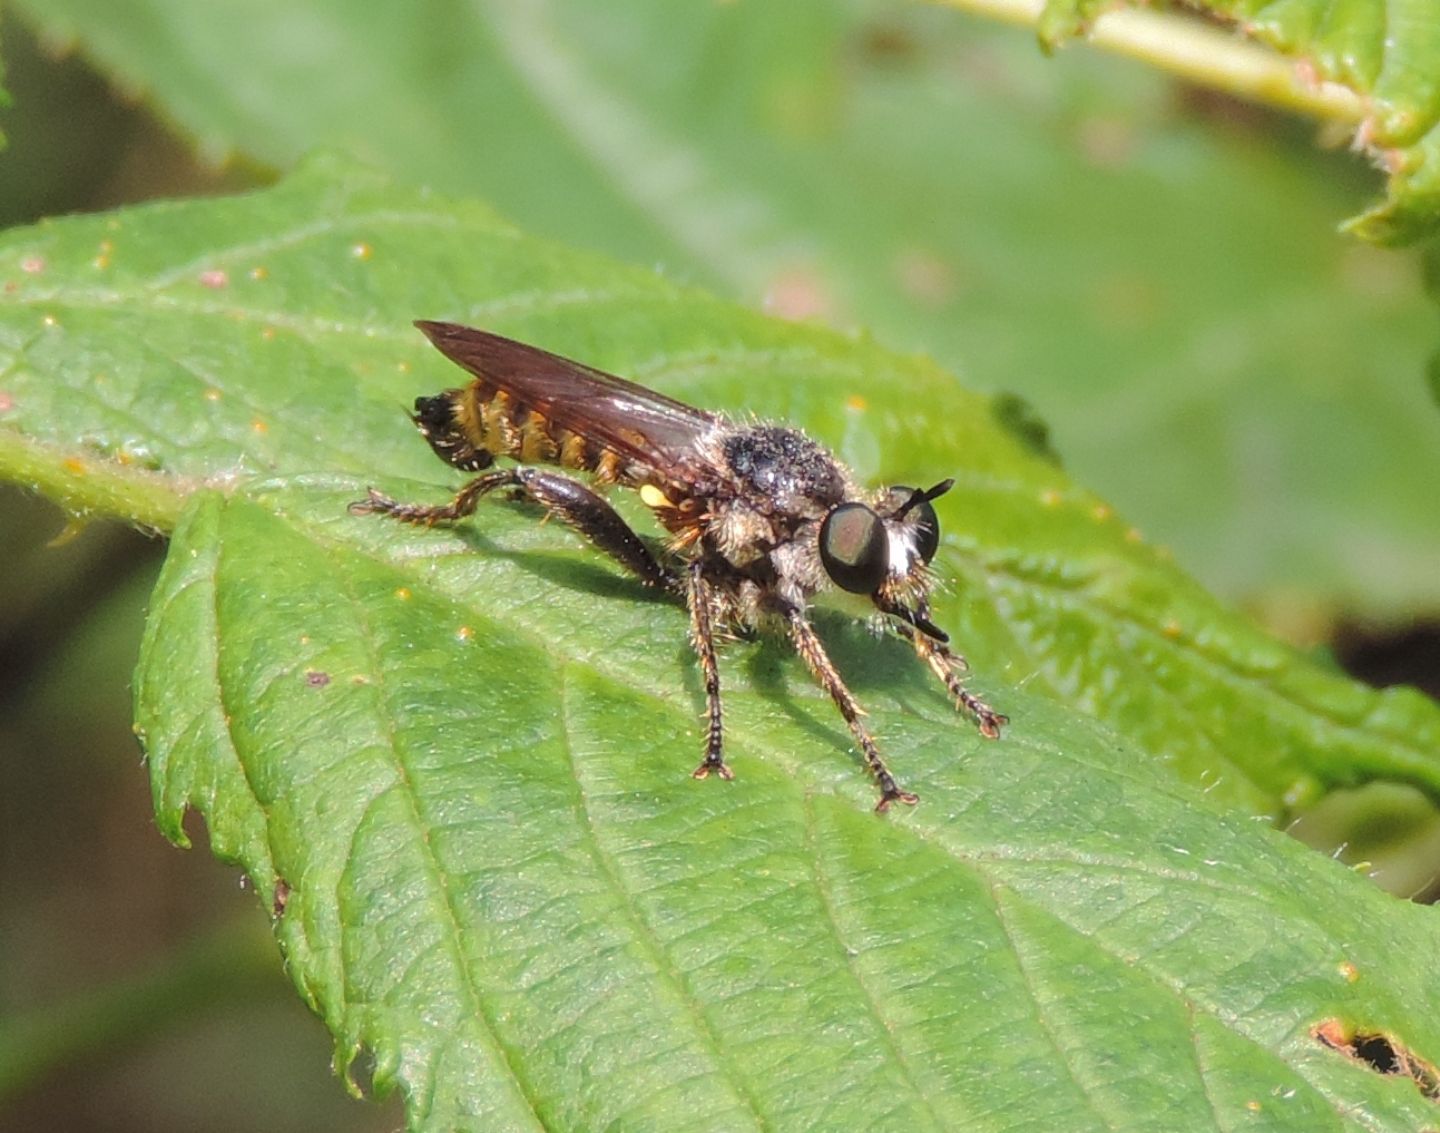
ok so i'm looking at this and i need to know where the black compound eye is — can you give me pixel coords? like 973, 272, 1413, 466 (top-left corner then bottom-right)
819, 503, 889, 594
911, 497, 941, 563
892, 485, 943, 565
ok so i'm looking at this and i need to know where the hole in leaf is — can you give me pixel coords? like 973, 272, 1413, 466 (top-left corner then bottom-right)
1314, 1019, 1440, 1100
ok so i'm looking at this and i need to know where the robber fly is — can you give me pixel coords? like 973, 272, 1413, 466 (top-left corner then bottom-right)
352, 321, 1006, 810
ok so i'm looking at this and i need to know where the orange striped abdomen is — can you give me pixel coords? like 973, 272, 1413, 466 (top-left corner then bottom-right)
418, 381, 630, 485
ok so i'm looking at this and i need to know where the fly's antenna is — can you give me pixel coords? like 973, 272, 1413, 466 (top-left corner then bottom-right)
897, 478, 954, 518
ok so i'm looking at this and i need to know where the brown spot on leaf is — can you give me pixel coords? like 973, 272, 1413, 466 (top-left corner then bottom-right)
272, 878, 291, 918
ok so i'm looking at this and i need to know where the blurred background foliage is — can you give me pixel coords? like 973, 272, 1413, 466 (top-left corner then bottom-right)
1, 1, 1437, 1129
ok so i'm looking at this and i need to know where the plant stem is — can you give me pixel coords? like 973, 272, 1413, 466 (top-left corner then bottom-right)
933, 0, 1365, 125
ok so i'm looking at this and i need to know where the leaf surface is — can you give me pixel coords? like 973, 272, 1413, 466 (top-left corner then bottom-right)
134, 480, 1440, 1130
0, 156, 1437, 1127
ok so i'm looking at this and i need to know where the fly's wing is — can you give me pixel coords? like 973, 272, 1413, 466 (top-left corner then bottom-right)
415, 321, 719, 477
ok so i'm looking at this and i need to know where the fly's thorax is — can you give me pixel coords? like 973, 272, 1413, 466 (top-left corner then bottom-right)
706, 498, 780, 569
767, 520, 831, 606
713, 424, 851, 518
685, 421, 850, 576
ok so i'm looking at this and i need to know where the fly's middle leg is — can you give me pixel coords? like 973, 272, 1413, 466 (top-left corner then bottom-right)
687, 559, 731, 782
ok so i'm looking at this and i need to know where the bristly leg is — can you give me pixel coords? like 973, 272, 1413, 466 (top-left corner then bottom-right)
687, 560, 732, 782
783, 605, 919, 811
351, 469, 679, 592
893, 620, 1007, 738
350, 472, 506, 525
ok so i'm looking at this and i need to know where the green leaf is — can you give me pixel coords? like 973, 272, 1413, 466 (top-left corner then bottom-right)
3, 151, 1438, 817
139, 482, 1440, 1130
12, 0, 1440, 620
2, 154, 1439, 1127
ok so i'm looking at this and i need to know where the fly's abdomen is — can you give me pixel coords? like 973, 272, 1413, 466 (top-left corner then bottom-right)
415, 383, 629, 483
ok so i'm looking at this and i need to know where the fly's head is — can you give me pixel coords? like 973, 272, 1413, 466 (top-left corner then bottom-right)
710, 422, 953, 634
812, 480, 952, 630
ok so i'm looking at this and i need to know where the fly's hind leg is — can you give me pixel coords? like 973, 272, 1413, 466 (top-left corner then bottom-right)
783, 604, 918, 812
351, 470, 505, 526
351, 468, 679, 592
686, 559, 732, 783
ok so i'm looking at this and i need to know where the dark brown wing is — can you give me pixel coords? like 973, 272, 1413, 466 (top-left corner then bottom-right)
415, 321, 719, 474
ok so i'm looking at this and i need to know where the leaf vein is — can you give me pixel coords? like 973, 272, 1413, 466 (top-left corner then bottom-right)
555, 663, 771, 1131
989, 887, 1122, 1131
800, 793, 952, 1132
334, 553, 549, 1128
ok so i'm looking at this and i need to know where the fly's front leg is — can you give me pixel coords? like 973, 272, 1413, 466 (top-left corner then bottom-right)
783, 605, 917, 812
887, 612, 1007, 739
687, 559, 731, 782
352, 469, 679, 592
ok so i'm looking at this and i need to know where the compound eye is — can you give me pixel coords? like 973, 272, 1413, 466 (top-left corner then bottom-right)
819, 503, 889, 594
912, 497, 941, 563
892, 486, 942, 565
